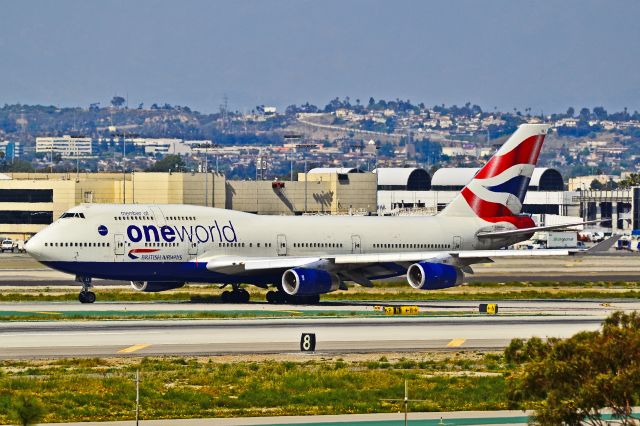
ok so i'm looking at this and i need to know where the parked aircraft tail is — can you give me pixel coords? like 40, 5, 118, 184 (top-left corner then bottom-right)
439, 123, 550, 225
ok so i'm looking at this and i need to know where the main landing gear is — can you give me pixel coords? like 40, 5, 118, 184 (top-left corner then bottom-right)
77, 276, 96, 304
220, 285, 250, 303
266, 290, 320, 305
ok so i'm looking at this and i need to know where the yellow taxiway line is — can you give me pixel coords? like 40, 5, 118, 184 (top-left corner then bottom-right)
118, 344, 151, 354
447, 338, 466, 348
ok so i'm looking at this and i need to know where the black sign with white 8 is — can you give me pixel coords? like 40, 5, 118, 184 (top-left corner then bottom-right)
300, 333, 316, 352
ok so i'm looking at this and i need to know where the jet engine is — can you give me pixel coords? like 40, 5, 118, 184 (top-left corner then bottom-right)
406, 262, 463, 290
130, 281, 185, 292
281, 268, 340, 296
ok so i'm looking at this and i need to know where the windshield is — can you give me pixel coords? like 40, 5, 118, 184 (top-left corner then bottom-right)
60, 212, 86, 219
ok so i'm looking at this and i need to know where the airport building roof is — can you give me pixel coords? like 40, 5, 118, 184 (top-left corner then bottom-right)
373, 167, 431, 191
430, 167, 564, 191
307, 167, 363, 174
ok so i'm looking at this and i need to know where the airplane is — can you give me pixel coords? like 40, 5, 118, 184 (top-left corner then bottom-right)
25, 123, 599, 304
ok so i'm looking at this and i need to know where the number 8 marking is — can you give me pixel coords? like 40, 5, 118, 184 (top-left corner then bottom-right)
303, 334, 311, 350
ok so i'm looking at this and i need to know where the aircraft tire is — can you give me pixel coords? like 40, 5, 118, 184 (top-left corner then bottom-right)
272, 291, 286, 304
238, 289, 250, 303
221, 290, 232, 303
266, 291, 276, 304
79, 291, 96, 304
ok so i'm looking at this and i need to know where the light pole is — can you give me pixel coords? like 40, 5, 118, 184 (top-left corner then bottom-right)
111, 131, 138, 204
295, 143, 315, 214
192, 142, 218, 207
380, 380, 429, 426
134, 369, 140, 426
284, 133, 303, 182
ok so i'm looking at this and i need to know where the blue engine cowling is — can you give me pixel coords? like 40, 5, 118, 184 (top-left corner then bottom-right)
406, 262, 463, 290
281, 268, 341, 296
130, 281, 185, 292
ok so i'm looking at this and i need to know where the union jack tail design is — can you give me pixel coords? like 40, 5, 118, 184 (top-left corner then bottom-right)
439, 124, 550, 226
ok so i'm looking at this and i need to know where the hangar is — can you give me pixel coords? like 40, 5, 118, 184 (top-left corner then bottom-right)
374, 168, 431, 191
430, 167, 564, 191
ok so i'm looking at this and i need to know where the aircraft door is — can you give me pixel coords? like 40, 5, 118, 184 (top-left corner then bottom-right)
453, 236, 462, 250
188, 241, 198, 256
114, 234, 125, 260
277, 234, 287, 256
351, 235, 362, 254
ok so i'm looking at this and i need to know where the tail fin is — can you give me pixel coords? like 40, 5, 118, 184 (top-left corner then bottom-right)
439, 123, 550, 220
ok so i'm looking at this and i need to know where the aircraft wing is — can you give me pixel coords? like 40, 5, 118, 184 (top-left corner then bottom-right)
200, 244, 606, 274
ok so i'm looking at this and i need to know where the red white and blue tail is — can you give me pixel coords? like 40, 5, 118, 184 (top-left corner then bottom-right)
439, 123, 550, 224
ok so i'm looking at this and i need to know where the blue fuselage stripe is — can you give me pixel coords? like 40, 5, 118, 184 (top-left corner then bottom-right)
42, 261, 280, 285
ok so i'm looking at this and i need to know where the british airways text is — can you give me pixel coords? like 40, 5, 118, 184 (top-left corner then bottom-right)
126, 220, 237, 243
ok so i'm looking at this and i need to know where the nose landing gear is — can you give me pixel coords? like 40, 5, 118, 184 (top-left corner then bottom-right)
76, 276, 96, 304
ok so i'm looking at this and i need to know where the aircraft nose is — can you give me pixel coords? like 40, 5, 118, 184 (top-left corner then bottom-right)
25, 233, 44, 259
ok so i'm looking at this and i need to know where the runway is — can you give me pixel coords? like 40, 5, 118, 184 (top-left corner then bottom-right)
0, 302, 627, 359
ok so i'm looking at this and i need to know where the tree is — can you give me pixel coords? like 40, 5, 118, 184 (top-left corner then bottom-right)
506, 311, 640, 425
147, 154, 185, 172
566, 106, 575, 117
618, 173, 640, 189
8, 394, 45, 426
593, 106, 608, 120
110, 96, 126, 108
579, 107, 591, 121
590, 179, 603, 190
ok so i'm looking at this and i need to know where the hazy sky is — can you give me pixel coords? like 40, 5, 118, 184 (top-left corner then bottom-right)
2, 0, 639, 113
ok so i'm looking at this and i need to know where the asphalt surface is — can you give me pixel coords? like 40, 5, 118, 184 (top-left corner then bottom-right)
0, 310, 615, 359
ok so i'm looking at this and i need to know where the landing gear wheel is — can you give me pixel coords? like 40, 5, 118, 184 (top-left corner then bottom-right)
266, 291, 276, 304
221, 290, 232, 303
221, 289, 250, 303
238, 289, 250, 303
76, 276, 94, 304
266, 290, 286, 304
79, 291, 96, 304
266, 290, 284, 304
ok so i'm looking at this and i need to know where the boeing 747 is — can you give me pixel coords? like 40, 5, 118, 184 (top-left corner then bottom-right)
26, 124, 592, 303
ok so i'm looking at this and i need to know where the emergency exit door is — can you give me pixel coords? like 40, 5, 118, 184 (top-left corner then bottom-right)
351, 235, 362, 254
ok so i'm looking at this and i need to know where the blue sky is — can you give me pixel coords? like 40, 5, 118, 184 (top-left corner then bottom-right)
2, 0, 639, 113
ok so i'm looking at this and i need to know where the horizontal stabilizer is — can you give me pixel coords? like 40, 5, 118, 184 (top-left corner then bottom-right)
477, 219, 603, 239
585, 234, 621, 253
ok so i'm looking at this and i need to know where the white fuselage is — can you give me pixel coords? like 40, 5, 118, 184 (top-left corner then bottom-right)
25, 203, 513, 284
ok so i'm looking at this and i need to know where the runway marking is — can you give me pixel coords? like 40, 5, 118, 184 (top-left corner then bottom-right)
447, 338, 466, 348
118, 344, 150, 354
34, 311, 62, 315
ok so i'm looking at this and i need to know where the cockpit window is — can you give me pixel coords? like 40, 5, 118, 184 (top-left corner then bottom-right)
60, 212, 85, 219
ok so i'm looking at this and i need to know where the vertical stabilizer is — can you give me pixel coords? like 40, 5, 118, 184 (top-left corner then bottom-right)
439, 124, 550, 220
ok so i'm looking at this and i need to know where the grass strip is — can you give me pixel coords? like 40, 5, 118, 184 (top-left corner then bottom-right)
0, 353, 509, 423
0, 309, 529, 322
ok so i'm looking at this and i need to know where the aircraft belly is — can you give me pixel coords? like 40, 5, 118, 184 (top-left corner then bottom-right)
40, 261, 279, 285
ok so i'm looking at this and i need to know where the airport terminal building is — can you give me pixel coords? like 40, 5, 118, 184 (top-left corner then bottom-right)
0, 170, 377, 239
0, 167, 637, 240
